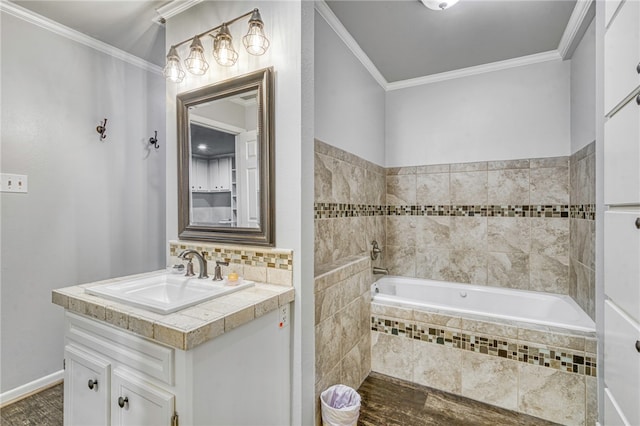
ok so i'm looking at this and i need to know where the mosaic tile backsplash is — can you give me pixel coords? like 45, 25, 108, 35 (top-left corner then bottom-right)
169, 241, 293, 286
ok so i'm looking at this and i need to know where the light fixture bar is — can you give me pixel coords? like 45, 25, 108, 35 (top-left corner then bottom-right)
168, 9, 256, 51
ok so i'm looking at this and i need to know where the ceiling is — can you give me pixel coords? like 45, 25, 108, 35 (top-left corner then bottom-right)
325, 0, 577, 83
9, 0, 577, 83
12, 0, 167, 66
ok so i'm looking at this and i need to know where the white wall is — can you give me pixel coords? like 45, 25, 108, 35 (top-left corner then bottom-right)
314, 11, 386, 166
385, 60, 571, 166
0, 13, 165, 393
165, 2, 315, 423
570, 18, 596, 153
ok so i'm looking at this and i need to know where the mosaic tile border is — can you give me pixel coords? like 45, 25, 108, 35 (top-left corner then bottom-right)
570, 204, 596, 220
169, 243, 293, 271
314, 203, 571, 219
371, 316, 596, 377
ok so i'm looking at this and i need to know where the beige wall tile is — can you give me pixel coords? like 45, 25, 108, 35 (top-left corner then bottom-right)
386, 216, 417, 247
314, 219, 333, 269
586, 376, 597, 426
316, 316, 342, 381
461, 319, 518, 339
488, 159, 530, 170
358, 333, 372, 384
223, 306, 254, 332
371, 302, 414, 321
487, 252, 530, 290
488, 169, 530, 205
266, 267, 293, 286
448, 250, 487, 285
413, 340, 462, 394
416, 216, 451, 249
371, 332, 413, 382
530, 156, 569, 168
518, 363, 585, 425
413, 310, 462, 328
451, 161, 488, 172
315, 152, 334, 203
341, 344, 362, 391
532, 218, 569, 263
417, 164, 450, 174
461, 351, 518, 410
386, 245, 416, 277
243, 264, 268, 283
450, 171, 487, 205
387, 175, 417, 205
530, 167, 569, 205
517, 328, 585, 351
530, 253, 569, 294
415, 248, 450, 281
416, 173, 450, 205
487, 217, 531, 253
340, 299, 363, 357
450, 217, 487, 250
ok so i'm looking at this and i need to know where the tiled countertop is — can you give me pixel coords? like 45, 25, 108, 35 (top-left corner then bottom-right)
52, 270, 294, 351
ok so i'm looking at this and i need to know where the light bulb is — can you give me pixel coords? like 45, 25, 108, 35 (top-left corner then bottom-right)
243, 10, 269, 56
184, 36, 209, 75
163, 46, 185, 83
421, 0, 459, 10
213, 24, 238, 67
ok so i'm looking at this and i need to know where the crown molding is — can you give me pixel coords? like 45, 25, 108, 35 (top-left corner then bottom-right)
0, 1, 163, 75
153, 0, 202, 24
557, 0, 594, 59
314, 0, 388, 90
386, 50, 562, 91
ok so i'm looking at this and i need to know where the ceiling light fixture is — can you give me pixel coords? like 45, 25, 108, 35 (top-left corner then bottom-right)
421, 0, 459, 10
163, 8, 270, 83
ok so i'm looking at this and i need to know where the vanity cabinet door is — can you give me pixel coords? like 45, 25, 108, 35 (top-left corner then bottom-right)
194, 158, 209, 191
64, 345, 110, 426
111, 369, 175, 426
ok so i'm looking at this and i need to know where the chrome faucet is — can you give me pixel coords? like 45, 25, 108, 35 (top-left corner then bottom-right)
178, 250, 208, 279
372, 266, 389, 275
212, 261, 229, 281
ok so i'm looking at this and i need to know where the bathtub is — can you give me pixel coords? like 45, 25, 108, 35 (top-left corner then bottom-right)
370, 276, 597, 424
371, 276, 595, 333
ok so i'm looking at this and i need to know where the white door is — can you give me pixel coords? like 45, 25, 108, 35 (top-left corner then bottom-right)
111, 369, 174, 426
236, 130, 259, 228
64, 345, 110, 426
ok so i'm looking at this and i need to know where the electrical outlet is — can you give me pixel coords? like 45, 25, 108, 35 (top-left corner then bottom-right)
278, 304, 289, 329
1, 173, 28, 193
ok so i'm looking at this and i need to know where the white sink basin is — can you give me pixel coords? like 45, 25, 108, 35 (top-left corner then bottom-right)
85, 273, 254, 314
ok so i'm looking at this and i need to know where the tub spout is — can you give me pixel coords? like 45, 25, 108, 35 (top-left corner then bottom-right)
372, 267, 389, 275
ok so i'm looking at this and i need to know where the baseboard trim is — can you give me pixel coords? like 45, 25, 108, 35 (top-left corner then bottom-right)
0, 370, 64, 408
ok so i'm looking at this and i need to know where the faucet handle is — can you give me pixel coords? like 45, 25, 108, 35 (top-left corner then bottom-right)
184, 259, 195, 277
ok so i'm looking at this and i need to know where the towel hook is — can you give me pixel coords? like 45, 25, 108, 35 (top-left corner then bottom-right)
96, 118, 108, 141
149, 130, 159, 149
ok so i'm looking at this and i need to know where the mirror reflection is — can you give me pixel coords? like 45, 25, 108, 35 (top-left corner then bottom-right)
188, 90, 260, 229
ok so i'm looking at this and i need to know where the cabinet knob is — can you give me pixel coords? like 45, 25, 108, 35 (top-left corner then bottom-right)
637, 62, 640, 74
637, 94, 640, 106
636, 217, 640, 229
87, 379, 98, 390
118, 396, 129, 408
636, 340, 640, 353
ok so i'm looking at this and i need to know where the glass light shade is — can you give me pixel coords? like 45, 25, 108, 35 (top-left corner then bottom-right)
213, 25, 239, 66
421, 0, 459, 10
242, 10, 269, 56
163, 46, 185, 83
184, 36, 209, 75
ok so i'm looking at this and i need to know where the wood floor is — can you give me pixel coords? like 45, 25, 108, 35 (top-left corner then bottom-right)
2, 375, 558, 426
0, 383, 63, 426
357, 373, 559, 426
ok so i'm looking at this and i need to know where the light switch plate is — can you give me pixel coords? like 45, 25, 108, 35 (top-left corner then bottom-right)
0, 173, 28, 193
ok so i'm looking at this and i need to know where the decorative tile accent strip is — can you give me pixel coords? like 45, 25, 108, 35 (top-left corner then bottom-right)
169, 242, 292, 271
371, 316, 596, 377
570, 204, 596, 220
315, 203, 571, 219
314, 203, 388, 219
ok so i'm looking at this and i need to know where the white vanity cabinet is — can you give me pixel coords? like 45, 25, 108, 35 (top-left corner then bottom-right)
191, 156, 233, 192
62, 305, 291, 426
603, 0, 640, 424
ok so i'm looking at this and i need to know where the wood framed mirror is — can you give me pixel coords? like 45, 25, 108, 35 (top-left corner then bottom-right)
177, 67, 274, 246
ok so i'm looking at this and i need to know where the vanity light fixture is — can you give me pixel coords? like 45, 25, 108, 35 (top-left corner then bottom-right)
184, 36, 209, 75
421, 0, 459, 10
163, 8, 270, 83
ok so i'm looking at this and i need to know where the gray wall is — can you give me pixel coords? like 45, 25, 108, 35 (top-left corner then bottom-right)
570, 19, 596, 154
0, 13, 165, 392
314, 11, 386, 166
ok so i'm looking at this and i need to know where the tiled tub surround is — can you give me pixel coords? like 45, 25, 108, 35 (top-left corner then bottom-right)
168, 240, 293, 286
52, 271, 294, 350
371, 304, 597, 426
385, 157, 573, 295
314, 139, 386, 271
314, 256, 372, 426
569, 142, 596, 319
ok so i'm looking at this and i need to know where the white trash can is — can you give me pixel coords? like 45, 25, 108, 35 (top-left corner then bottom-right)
320, 384, 361, 426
